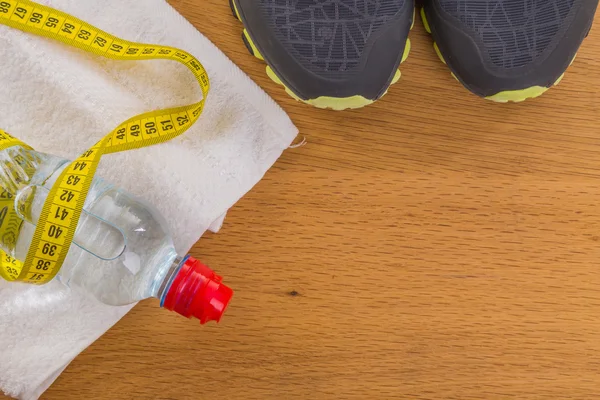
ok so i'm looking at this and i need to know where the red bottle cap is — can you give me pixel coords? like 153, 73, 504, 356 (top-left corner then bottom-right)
162, 256, 233, 324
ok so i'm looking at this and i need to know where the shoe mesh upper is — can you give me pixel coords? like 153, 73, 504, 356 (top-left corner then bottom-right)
258, 0, 407, 77
438, 0, 579, 69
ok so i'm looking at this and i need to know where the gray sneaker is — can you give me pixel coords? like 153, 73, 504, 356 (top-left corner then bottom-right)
231, 0, 415, 110
421, 0, 598, 102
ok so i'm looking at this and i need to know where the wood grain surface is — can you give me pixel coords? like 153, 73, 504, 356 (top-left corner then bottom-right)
5, 1, 600, 399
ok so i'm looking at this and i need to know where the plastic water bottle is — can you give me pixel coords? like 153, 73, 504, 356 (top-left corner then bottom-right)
0, 145, 233, 324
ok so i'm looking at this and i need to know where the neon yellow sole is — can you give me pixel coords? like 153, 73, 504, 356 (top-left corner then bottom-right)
485, 86, 550, 103
420, 8, 567, 103
234, 1, 414, 110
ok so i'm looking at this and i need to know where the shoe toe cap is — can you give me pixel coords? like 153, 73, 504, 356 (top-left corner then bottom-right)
237, 0, 414, 102
425, 0, 598, 97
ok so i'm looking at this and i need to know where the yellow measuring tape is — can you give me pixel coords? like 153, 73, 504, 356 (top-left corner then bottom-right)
0, 0, 209, 284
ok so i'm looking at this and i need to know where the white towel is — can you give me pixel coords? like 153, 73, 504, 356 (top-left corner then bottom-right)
0, 1, 298, 399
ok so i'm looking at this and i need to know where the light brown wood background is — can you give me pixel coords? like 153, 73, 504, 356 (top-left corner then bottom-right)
4, 1, 600, 399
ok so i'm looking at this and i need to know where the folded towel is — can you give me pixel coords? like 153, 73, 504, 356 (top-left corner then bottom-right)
0, 1, 298, 398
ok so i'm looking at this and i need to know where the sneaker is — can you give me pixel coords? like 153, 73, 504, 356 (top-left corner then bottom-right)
421, 0, 598, 102
230, 0, 415, 110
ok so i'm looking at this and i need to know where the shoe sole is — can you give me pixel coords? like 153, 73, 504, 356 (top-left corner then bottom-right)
420, 8, 569, 103
230, 0, 414, 110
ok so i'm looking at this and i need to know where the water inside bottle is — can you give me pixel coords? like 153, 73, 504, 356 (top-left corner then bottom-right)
15, 185, 127, 261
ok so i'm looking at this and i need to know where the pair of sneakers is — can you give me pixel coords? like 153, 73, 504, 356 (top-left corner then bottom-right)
231, 0, 598, 110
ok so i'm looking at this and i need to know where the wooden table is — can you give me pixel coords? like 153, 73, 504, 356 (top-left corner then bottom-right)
7, 2, 600, 399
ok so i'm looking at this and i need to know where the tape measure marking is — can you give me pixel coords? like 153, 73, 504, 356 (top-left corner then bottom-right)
0, 0, 209, 283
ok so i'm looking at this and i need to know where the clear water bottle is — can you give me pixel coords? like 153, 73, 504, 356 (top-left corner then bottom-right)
0, 146, 233, 324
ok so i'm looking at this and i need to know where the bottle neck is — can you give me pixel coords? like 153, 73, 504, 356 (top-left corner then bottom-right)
157, 254, 186, 305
